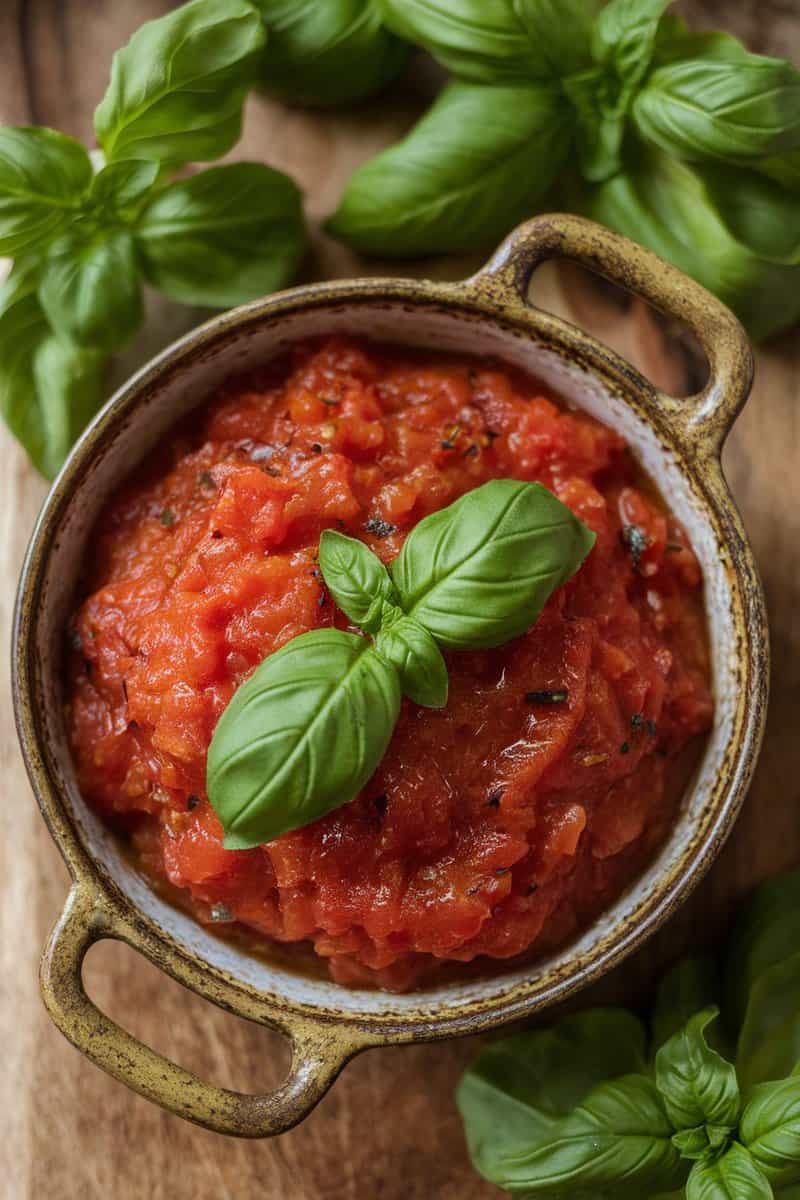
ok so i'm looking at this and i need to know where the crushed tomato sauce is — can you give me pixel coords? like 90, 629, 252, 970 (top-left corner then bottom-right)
67, 337, 712, 990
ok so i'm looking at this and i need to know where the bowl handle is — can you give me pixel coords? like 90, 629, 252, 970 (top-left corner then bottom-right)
40, 884, 361, 1137
464, 213, 754, 455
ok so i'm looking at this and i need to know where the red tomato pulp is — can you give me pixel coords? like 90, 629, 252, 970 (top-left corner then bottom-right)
67, 338, 712, 990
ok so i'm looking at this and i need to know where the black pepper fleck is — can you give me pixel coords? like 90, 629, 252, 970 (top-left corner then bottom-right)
310, 442, 323, 453
159, 508, 175, 528
372, 794, 388, 816
487, 788, 504, 808
187, 794, 200, 811
620, 524, 649, 568
620, 741, 631, 754
363, 516, 397, 539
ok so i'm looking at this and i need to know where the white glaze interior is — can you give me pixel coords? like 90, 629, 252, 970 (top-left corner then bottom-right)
32, 301, 738, 1018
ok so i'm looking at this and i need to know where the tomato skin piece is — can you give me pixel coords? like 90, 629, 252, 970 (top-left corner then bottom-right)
68, 337, 712, 991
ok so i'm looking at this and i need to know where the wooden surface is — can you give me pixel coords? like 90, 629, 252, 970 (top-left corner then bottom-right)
1, 4, 798, 1197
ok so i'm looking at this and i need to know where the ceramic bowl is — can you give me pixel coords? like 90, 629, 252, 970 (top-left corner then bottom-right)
13, 214, 768, 1137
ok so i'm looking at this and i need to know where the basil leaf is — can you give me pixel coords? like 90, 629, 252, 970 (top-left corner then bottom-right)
687, 1143, 773, 1200
135, 163, 305, 307
390, 479, 595, 651
703, 167, 800, 265
724, 870, 800, 1031
0, 126, 91, 256
38, 229, 143, 352
652, 956, 719, 1051
737, 954, 800, 1091
32, 336, 107, 478
634, 57, 800, 166
88, 160, 160, 219
512, 0, 598, 76
378, 0, 539, 82
374, 616, 448, 708
94, 0, 265, 167
741, 1078, 800, 1190
655, 1007, 740, 1132
482, 1074, 684, 1195
759, 149, 800, 192
207, 628, 401, 848
458, 1009, 648, 1187
652, 17, 752, 68
318, 529, 396, 632
591, 0, 672, 90
585, 146, 800, 341
0, 266, 106, 477
253, 0, 408, 106
327, 81, 571, 256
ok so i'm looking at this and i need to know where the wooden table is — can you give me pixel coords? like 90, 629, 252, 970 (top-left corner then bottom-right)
2, 4, 798, 1197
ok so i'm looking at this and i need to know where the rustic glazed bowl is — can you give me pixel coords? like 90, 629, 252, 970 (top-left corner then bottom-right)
13, 214, 768, 1137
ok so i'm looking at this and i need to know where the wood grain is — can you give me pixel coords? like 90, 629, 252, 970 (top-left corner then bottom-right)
1, 4, 798, 1197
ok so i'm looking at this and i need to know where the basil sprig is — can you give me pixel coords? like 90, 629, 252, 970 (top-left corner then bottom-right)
0, 0, 306, 477
207, 479, 594, 848
330, 0, 800, 340
458, 869, 800, 1200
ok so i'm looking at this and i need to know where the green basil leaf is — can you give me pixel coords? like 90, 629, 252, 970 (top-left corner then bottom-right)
633, 57, 800, 166
253, 0, 408, 106
673, 1124, 732, 1161
32, 335, 107, 478
327, 80, 571, 256
88, 160, 160, 219
135, 162, 305, 307
0, 266, 106, 477
374, 616, 448, 708
318, 528, 396, 632
512, 0, 598, 76
584, 146, 800, 340
652, 956, 719, 1051
378, 0, 539, 82
655, 1007, 740, 1132
652, 17, 752, 68
0, 126, 91, 256
741, 1077, 800, 1189
94, 0, 266, 167
758, 149, 800, 193
702, 167, 800, 265
737, 954, 800, 1091
390, 479, 595, 651
38, 228, 143, 352
458, 1009, 648, 1187
724, 870, 800, 1031
687, 1143, 773, 1200
590, 0, 672, 89
207, 628, 401, 848
479, 1074, 684, 1195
